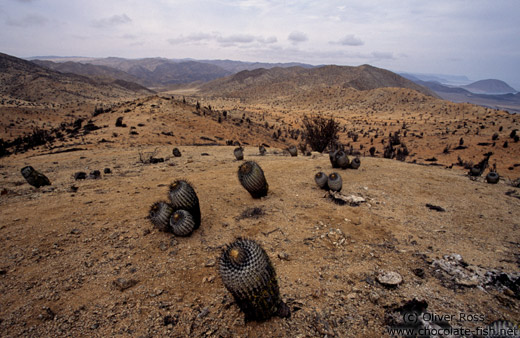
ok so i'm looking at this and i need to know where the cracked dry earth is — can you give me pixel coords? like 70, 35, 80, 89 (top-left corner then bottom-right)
1, 145, 519, 337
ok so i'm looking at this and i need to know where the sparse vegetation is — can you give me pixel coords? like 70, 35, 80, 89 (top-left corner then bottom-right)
301, 114, 339, 152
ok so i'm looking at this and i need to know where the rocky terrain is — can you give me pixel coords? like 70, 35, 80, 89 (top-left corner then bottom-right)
1, 53, 519, 337
1, 143, 519, 337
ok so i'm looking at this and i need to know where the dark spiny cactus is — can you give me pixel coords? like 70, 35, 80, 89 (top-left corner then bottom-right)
350, 157, 361, 170
234, 147, 244, 161
259, 145, 266, 156
328, 172, 342, 192
172, 147, 182, 157
329, 150, 339, 168
149, 201, 173, 232
20, 166, 51, 188
218, 238, 290, 321
170, 209, 196, 236
315, 172, 328, 190
238, 161, 268, 198
335, 150, 349, 169
486, 171, 499, 184
168, 180, 201, 229
287, 145, 297, 157
469, 166, 482, 177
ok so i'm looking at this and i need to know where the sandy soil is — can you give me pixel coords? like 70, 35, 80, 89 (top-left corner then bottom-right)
1, 143, 519, 337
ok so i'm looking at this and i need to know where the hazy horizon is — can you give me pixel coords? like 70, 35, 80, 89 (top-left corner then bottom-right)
1, 0, 519, 89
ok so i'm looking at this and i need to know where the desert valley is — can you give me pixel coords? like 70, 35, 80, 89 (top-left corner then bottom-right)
1, 52, 519, 337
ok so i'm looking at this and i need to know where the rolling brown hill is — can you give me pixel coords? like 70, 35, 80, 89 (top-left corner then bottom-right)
32, 60, 142, 85
199, 64, 437, 101
0, 52, 153, 106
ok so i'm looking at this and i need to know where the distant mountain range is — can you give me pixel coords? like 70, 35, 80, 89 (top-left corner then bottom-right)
0, 53, 153, 104
400, 73, 517, 95
404, 78, 520, 113
29, 56, 315, 88
461, 79, 517, 95
5, 53, 519, 112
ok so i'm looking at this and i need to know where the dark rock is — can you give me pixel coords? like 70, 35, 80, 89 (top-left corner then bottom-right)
103, 168, 111, 174
412, 268, 425, 278
115, 117, 126, 127
38, 306, 56, 321
89, 170, 101, 179
20, 166, 51, 188
83, 122, 101, 132
236, 207, 264, 220
74, 172, 87, 180
172, 148, 182, 157
163, 315, 178, 326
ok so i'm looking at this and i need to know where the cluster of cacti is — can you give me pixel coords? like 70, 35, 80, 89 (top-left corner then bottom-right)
329, 149, 361, 170
20, 166, 51, 188
218, 237, 290, 321
238, 161, 269, 198
148, 179, 201, 236
315, 171, 343, 192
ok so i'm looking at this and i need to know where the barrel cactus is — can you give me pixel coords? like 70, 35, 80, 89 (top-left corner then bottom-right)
218, 238, 290, 321
238, 161, 268, 198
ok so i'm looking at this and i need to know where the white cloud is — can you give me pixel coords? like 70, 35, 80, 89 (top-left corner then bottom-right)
168, 32, 277, 47
92, 14, 131, 28
288, 31, 308, 44
331, 34, 364, 46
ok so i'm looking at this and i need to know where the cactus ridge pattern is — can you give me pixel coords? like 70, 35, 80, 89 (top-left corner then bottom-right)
219, 238, 289, 321
21, 166, 51, 188
169, 209, 196, 236
149, 201, 173, 232
238, 161, 268, 198
168, 180, 201, 229
328, 172, 343, 192
315, 172, 328, 189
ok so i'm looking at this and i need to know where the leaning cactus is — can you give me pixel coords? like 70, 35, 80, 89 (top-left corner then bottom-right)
218, 238, 290, 321
21, 166, 51, 188
238, 161, 268, 198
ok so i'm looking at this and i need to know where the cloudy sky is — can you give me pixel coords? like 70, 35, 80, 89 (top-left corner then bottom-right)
1, 0, 519, 88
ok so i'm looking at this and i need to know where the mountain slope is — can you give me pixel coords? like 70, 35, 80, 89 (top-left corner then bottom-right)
199, 64, 437, 100
32, 60, 142, 84
84, 58, 232, 86
462, 79, 517, 94
197, 59, 315, 73
415, 79, 520, 113
0, 52, 153, 104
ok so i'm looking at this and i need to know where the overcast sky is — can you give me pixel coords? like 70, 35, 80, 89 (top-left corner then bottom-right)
1, 0, 519, 88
